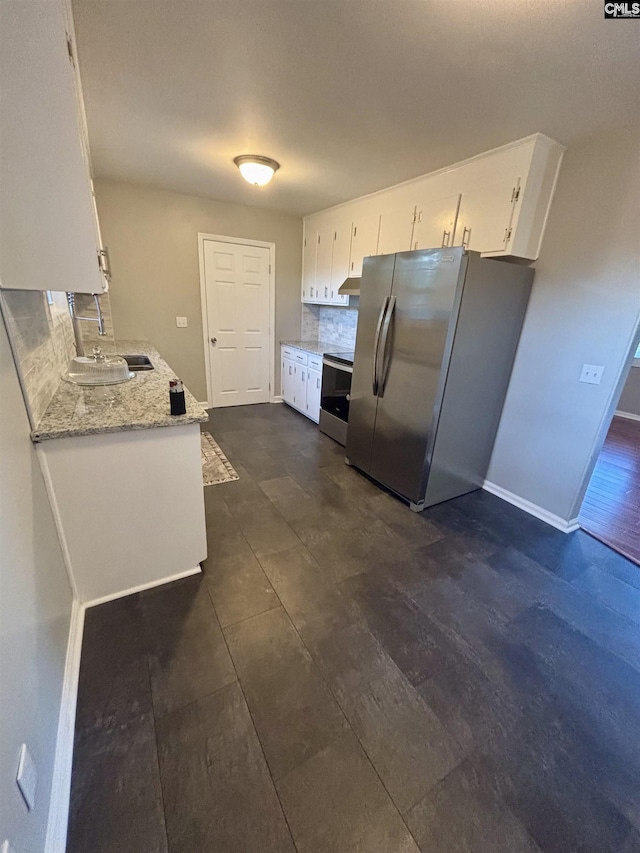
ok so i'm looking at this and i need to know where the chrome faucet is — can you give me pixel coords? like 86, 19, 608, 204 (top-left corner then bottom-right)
67, 292, 106, 357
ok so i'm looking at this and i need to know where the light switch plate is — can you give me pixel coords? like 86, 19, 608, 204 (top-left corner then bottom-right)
16, 744, 37, 811
176, 316, 188, 328
579, 364, 604, 385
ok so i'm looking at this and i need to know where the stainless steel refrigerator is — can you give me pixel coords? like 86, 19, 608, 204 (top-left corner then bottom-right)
346, 247, 533, 511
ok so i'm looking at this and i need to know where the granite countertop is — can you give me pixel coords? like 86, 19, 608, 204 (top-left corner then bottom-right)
280, 340, 340, 356
32, 340, 208, 442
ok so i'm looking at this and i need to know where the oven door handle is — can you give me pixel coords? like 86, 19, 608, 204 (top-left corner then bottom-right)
372, 296, 390, 396
322, 359, 353, 374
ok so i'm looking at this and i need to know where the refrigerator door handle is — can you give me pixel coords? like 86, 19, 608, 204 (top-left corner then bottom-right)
376, 295, 396, 397
372, 296, 390, 396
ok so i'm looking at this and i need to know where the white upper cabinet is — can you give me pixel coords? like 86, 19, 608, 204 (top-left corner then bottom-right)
378, 207, 415, 255
412, 194, 461, 250
302, 224, 318, 302
316, 220, 334, 302
329, 214, 352, 304
300, 134, 565, 303
453, 177, 518, 254
0, 0, 108, 293
349, 213, 381, 277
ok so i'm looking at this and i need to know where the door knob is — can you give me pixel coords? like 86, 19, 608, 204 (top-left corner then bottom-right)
210, 337, 217, 345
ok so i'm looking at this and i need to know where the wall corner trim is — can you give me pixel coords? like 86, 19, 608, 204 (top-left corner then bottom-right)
482, 480, 580, 534
272, 395, 284, 403
83, 566, 201, 609
45, 599, 85, 853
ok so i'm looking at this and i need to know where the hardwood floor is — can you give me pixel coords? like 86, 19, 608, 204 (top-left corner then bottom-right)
580, 415, 640, 566
67, 403, 640, 853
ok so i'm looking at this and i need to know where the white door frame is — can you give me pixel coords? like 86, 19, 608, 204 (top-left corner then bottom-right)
198, 233, 276, 408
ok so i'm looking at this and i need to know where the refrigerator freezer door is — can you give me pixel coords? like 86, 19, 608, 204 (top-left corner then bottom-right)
347, 253, 396, 475
369, 248, 466, 503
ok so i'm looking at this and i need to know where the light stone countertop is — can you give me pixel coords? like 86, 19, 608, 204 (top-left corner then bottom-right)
32, 340, 208, 442
280, 340, 343, 356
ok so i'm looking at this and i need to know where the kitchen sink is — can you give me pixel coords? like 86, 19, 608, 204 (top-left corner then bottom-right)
121, 354, 154, 371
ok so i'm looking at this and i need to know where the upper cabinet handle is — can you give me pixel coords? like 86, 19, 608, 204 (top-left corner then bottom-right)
442, 230, 450, 247
462, 227, 471, 249
98, 247, 112, 280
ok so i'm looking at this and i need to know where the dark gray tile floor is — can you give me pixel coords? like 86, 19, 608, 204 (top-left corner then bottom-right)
67, 402, 640, 853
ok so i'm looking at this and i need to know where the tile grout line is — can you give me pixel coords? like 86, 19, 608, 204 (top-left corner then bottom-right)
211, 568, 303, 853
247, 546, 423, 849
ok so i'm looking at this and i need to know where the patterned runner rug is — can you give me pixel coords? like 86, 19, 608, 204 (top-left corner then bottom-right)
201, 432, 239, 486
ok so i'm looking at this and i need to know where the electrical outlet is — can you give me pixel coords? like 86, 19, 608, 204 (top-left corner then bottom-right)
16, 744, 37, 811
579, 364, 604, 385
175, 316, 188, 328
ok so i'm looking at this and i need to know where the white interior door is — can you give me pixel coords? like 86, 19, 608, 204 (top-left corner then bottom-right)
203, 239, 272, 407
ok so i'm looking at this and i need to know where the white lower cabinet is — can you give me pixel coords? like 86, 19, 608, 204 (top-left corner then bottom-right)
306, 369, 322, 423
281, 345, 323, 423
281, 355, 295, 406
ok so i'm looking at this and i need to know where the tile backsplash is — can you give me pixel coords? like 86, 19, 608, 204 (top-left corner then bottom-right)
302, 302, 359, 349
2, 290, 76, 425
1, 289, 116, 426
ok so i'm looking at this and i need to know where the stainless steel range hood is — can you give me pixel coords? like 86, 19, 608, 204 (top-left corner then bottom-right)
338, 276, 361, 296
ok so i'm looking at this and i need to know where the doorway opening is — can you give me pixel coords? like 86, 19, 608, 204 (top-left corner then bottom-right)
579, 339, 640, 565
198, 234, 275, 408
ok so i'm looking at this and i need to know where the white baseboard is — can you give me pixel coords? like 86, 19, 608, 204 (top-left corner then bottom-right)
45, 599, 85, 853
44, 563, 202, 850
198, 401, 210, 409
272, 395, 283, 403
615, 409, 640, 422
84, 565, 202, 609
482, 480, 580, 534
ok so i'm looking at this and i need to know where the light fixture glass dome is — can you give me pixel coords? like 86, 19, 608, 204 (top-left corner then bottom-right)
234, 155, 280, 186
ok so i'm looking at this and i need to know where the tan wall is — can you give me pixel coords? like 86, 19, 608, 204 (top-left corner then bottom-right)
487, 122, 640, 521
94, 179, 303, 401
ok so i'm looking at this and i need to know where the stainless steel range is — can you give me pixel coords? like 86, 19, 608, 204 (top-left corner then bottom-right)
319, 351, 354, 446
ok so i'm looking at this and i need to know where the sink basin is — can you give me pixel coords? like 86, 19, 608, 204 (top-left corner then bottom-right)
66, 351, 133, 385
121, 354, 154, 371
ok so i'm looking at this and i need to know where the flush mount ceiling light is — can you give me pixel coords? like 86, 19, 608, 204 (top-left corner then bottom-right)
234, 154, 280, 187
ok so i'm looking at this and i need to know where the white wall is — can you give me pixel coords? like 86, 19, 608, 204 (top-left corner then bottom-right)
0, 312, 73, 850
94, 179, 303, 402
487, 122, 640, 522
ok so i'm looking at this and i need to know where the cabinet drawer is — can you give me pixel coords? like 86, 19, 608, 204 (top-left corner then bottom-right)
282, 346, 296, 360
293, 350, 308, 366
308, 355, 323, 371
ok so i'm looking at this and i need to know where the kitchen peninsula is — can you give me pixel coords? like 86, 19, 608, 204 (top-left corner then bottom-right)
33, 341, 208, 604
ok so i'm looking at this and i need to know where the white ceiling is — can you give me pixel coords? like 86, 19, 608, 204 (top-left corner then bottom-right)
73, 0, 639, 216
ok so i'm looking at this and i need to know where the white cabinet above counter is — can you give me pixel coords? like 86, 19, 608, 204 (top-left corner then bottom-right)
301, 133, 565, 305
0, 0, 109, 293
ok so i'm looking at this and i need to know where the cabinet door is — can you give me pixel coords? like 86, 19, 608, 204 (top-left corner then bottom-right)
0, 0, 106, 293
281, 357, 295, 405
329, 218, 352, 304
316, 221, 334, 304
453, 178, 519, 254
349, 213, 381, 277
378, 206, 414, 255
302, 228, 317, 302
306, 369, 322, 423
292, 363, 307, 411
411, 194, 461, 250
